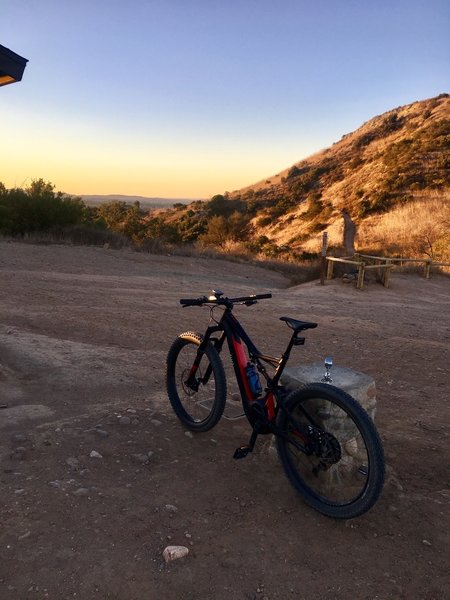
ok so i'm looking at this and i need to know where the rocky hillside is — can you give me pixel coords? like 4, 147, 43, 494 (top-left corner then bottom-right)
157, 94, 450, 259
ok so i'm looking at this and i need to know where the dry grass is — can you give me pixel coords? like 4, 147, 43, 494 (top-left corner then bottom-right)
2, 226, 131, 249
299, 194, 450, 262
357, 196, 450, 260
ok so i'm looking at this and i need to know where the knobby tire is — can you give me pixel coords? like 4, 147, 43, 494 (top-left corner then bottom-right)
166, 331, 227, 432
276, 383, 385, 518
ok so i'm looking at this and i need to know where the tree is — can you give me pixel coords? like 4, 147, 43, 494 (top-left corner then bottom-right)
198, 211, 251, 248
207, 195, 228, 216
94, 201, 129, 231
0, 179, 87, 235
198, 215, 229, 248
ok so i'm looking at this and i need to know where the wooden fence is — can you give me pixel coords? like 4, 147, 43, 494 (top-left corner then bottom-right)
326, 254, 450, 290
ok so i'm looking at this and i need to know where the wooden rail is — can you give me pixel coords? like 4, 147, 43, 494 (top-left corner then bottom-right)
355, 254, 450, 279
326, 254, 449, 290
326, 257, 392, 289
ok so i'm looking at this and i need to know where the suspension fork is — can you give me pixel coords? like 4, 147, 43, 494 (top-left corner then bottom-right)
184, 326, 225, 389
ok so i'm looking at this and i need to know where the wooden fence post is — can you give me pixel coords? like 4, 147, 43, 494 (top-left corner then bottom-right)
357, 263, 365, 289
327, 259, 334, 280
320, 231, 328, 285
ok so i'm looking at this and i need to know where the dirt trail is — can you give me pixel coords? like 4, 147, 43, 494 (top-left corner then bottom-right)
0, 241, 449, 600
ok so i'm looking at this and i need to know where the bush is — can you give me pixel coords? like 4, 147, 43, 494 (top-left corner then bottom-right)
358, 191, 396, 217
0, 179, 87, 235
286, 165, 302, 180
204, 194, 247, 218
198, 212, 251, 248
14, 225, 130, 248
257, 215, 273, 227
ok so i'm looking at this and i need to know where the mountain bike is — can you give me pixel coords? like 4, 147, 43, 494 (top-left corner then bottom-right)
166, 290, 385, 518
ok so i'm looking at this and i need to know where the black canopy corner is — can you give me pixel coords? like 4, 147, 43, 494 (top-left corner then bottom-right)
0, 44, 28, 87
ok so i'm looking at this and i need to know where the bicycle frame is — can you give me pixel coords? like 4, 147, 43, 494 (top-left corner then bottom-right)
187, 304, 301, 423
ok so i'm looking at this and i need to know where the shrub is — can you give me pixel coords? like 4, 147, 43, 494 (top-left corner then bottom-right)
198, 212, 251, 248
0, 179, 87, 235
257, 215, 273, 227
358, 191, 395, 217
354, 132, 376, 149
286, 165, 302, 180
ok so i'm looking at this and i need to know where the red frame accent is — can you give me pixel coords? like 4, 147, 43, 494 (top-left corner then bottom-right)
265, 392, 276, 421
231, 335, 255, 401
232, 334, 276, 422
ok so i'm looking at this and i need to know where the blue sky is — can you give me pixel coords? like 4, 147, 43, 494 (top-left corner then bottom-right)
1, 0, 449, 198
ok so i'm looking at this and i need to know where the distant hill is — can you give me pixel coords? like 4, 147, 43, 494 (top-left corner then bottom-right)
157, 93, 450, 259
232, 94, 449, 250
79, 194, 196, 211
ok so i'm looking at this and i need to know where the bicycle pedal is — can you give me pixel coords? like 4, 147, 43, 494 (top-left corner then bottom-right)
233, 445, 251, 460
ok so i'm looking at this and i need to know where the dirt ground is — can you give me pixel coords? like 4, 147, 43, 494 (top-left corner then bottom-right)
0, 240, 449, 600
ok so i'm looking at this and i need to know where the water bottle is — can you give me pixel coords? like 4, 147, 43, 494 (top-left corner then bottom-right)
245, 362, 262, 397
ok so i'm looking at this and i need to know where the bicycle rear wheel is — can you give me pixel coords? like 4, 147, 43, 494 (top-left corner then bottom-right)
166, 331, 226, 432
276, 383, 384, 518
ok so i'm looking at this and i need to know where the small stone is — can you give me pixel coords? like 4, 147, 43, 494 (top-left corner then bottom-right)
126, 409, 137, 414
89, 450, 103, 459
73, 487, 89, 497
147, 451, 154, 458
163, 545, 189, 563
131, 453, 148, 464
49, 480, 61, 488
14, 489, 25, 495
66, 457, 80, 469
165, 504, 178, 513
10, 447, 27, 461
18, 531, 31, 540
422, 539, 432, 546
118, 416, 131, 426
95, 429, 109, 438
185, 431, 194, 439
151, 419, 162, 427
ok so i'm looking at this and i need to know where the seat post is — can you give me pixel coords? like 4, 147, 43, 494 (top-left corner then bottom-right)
271, 331, 298, 387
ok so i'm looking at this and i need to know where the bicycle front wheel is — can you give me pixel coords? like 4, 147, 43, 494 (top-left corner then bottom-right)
166, 331, 226, 432
276, 383, 384, 519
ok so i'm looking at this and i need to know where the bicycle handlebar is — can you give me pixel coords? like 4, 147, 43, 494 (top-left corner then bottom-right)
180, 293, 272, 307
230, 293, 272, 303
179, 297, 208, 306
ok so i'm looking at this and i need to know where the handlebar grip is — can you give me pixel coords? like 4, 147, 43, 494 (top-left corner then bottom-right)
179, 296, 209, 306
255, 293, 272, 300
180, 298, 202, 306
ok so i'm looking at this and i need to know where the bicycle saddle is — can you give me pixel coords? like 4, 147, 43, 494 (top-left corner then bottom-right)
280, 316, 318, 332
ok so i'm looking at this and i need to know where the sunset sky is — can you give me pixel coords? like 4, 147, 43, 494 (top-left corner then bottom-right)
1, 1, 449, 199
